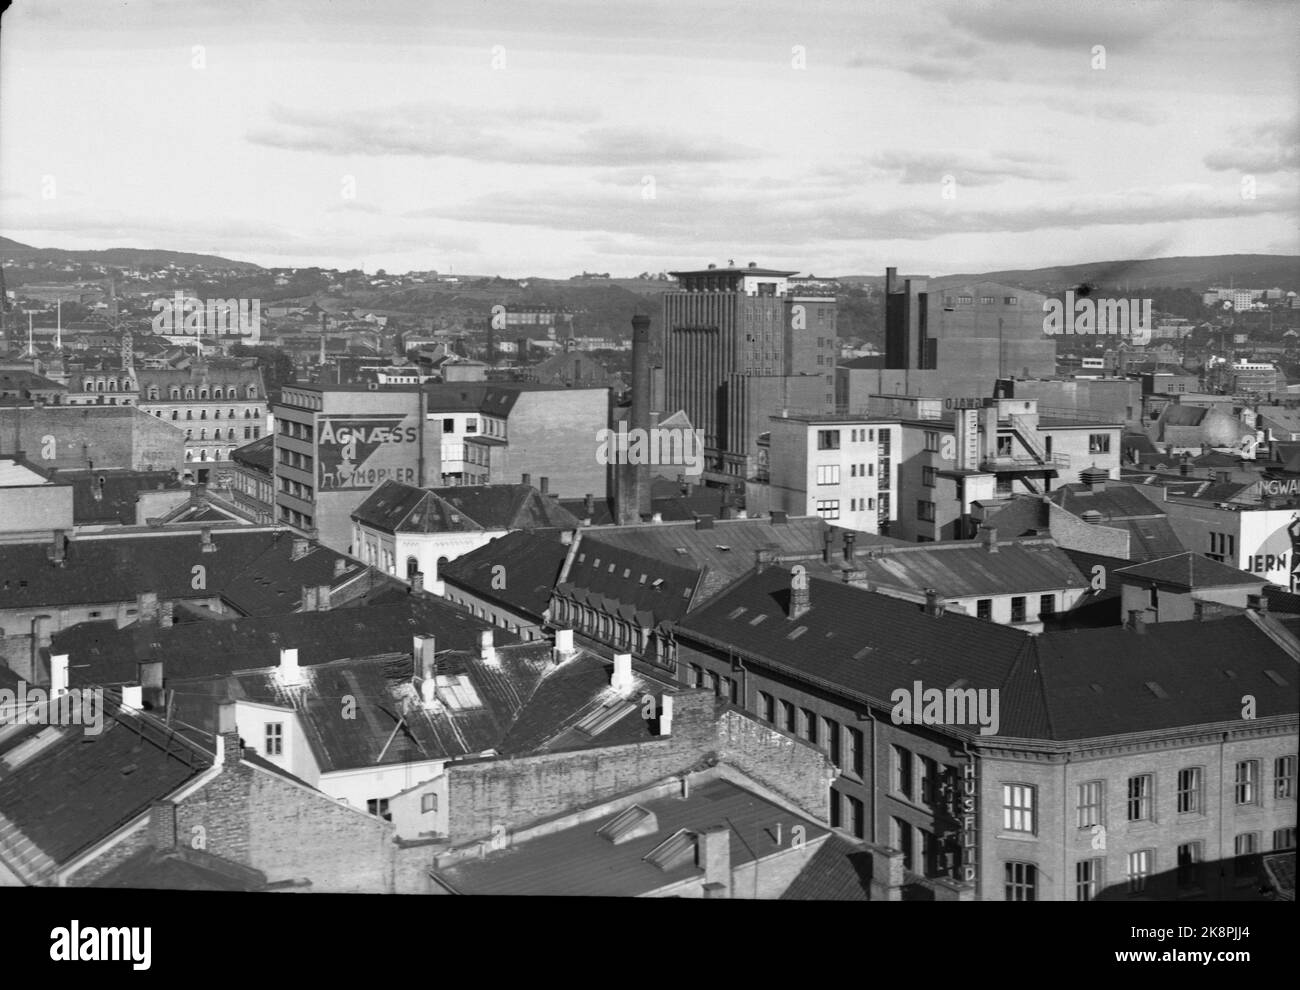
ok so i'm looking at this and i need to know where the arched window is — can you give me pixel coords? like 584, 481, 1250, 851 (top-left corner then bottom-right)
244, 409, 252, 418
149, 388, 159, 400
199, 388, 208, 400
247, 385, 258, 399
199, 429, 207, 440
199, 449, 208, 461
96, 380, 104, 392
185, 388, 195, 399
185, 429, 193, 439
228, 408, 235, 418
170, 387, 180, 400
186, 410, 193, 420
84, 380, 93, 391
213, 387, 223, 399
108, 379, 117, 392
171, 410, 178, 420
214, 409, 221, 419
406, 556, 420, 580
228, 428, 236, 440
185, 450, 193, 462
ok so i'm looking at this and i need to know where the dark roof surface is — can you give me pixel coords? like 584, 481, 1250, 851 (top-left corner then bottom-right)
437, 776, 828, 896
780, 834, 874, 900
1116, 552, 1270, 589
842, 539, 1087, 598
439, 530, 570, 618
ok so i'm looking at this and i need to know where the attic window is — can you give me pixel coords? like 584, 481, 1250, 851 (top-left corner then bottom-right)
853, 646, 874, 659
681, 587, 691, 598
623, 568, 631, 578
674, 548, 688, 556
578, 553, 586, 563
715, 545, 731, 552
1144, 681, 1169, 699
644, 829, 699, 872
651, 578, 664, 589
787, 626, 808, 640
1263, 669, 1289, 687
597, 805, 659, 845
1089, 683, 1104, 694
639, 574, 647, 584
593, 558, 601, 569
1222, 669, 1237, 680
728, 607, 747, 620
749, 614, 768, 626
120, 763, 139, 777
608, 563, 616, 573
948, 677, 970, 690
576, 698, 638, 736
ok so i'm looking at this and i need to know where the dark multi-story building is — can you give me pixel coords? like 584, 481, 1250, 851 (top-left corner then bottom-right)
663, 263, 837, 488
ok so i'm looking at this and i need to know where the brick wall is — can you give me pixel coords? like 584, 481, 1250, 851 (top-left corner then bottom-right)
0, 406, 184, 472
446, 690, 837, 844
445, 690, 719, 842
173, 743, 397, 893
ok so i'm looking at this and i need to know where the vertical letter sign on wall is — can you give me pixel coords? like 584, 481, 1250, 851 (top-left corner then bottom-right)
961, 760, 978, 884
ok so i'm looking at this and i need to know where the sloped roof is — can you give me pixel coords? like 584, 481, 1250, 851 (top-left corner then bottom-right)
92, 847, 267, 891
1115, 552, 1268, 590
844, 539, 1088, 598
560, 539, 702, 627
439, 530, 570, 619
436, 776, 828, 897
433, 484, 581, 530
781, 834, 875, 900
230, 433, 274, 474
59, 598, 508, 689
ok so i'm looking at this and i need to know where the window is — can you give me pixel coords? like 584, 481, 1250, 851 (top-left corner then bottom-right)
1127, 774, 1153, 821
1127, 849, 1154, 893
1235, 760, 1259, 805
1010, 596, 1026, 623
1039, 594, 1055, 618
1177, 841, 1203, 891
846, 796, 864, 839
1274, 827, 1296, 850
421, 792, 438, 815
892, 818, 914, 871
1177, 767, 1203, 814
893, 745, 913, 799
1275, 755, 1296, 799
265, 723, 283, 756
1076, 859, 1102, 901
1004, 296, 1018, 305
758, 691, 775, 723
1077, 781, 1104, 829
816, 499, 840, 520
1003, 784, 1035, 833
922, 466, 936, 487
1088, 433, 1111, 454
958, 294, 973, 305
442, 418, 455, 433
924, 430, 941, 452
801, 708, 817, 744
816, 464, 840, 485
824, 717, 841, 766
366, 798, 392, 822
780, 699, 797, 733
689, 664, 703, 688
980, 295, 995, 304
977, 599, 992, 621
1234, 832, 1259, 880
816, 429, 840, 450
919, 756, 937, 806
1005, 862, 1037, 901
916, 500, 935, 522
846, 727, 863, 777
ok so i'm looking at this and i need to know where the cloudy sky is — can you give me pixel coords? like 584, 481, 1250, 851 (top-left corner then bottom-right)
1, 0, 1296, 277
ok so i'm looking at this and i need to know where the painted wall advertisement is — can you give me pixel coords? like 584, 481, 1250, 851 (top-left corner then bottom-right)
317, 414, 421, 491
1239, 509, 1300, 589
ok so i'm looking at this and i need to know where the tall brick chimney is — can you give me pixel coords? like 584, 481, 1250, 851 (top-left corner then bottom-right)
617, 313, 653, 525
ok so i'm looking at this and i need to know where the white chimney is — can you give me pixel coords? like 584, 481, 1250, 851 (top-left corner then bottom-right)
414, 635, 437, 681
478, 629, 497, 665
659, 694, 673, 736
553, 627, 575, 663
611, 653, 633, 694
279, 647, 302, 684
50, 653, 69, 697
121, 684, 144, 711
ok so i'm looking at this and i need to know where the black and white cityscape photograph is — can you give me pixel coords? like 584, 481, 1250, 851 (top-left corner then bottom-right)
0, 0, 1296, 972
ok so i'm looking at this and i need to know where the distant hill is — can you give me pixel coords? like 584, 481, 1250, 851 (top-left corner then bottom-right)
0, 236, 263, 272
839, 255, 1300, 292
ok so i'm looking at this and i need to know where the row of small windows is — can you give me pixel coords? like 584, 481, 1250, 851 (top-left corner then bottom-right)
155, 408, 261, 420
83, 383, 258, 399
184, 427, 259, 441
1004, 757, 1296, 839
944, 295, 1018, 306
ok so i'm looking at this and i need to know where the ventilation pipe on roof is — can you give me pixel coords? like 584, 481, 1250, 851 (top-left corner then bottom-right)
924, 588, 943, 617
611, 653, 634, 695
843, 531, 856, 564
279, 647, 303, 684
658, 694, 673, 736
823, 527, 834, 563
479, 629, 498, 665
540, 476, 549, 495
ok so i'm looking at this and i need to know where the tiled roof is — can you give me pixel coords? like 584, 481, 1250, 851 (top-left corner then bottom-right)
678, 570, 1033, 712
1115, 552, 1269, 589
351, 481, 472, 534
59, 469, 183, 526
230, 434, 274, 475
0, 704, 211, 881
1026, 615, 1300, 739
841, 539, 1088, 599
432, 485, 581, 531
436, 776, 829, 897
92, 847, 267, 891
440, 530, 570, 619
59, 598, 510, 688
1047, 483, 1185, 561
560, 539, 701, 627
780, 834, 874, 900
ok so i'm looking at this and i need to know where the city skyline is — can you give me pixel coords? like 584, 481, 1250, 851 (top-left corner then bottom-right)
0, 0, 1297, 278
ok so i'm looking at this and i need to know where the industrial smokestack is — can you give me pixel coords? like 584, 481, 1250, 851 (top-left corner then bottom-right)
618, 313, 653, 525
